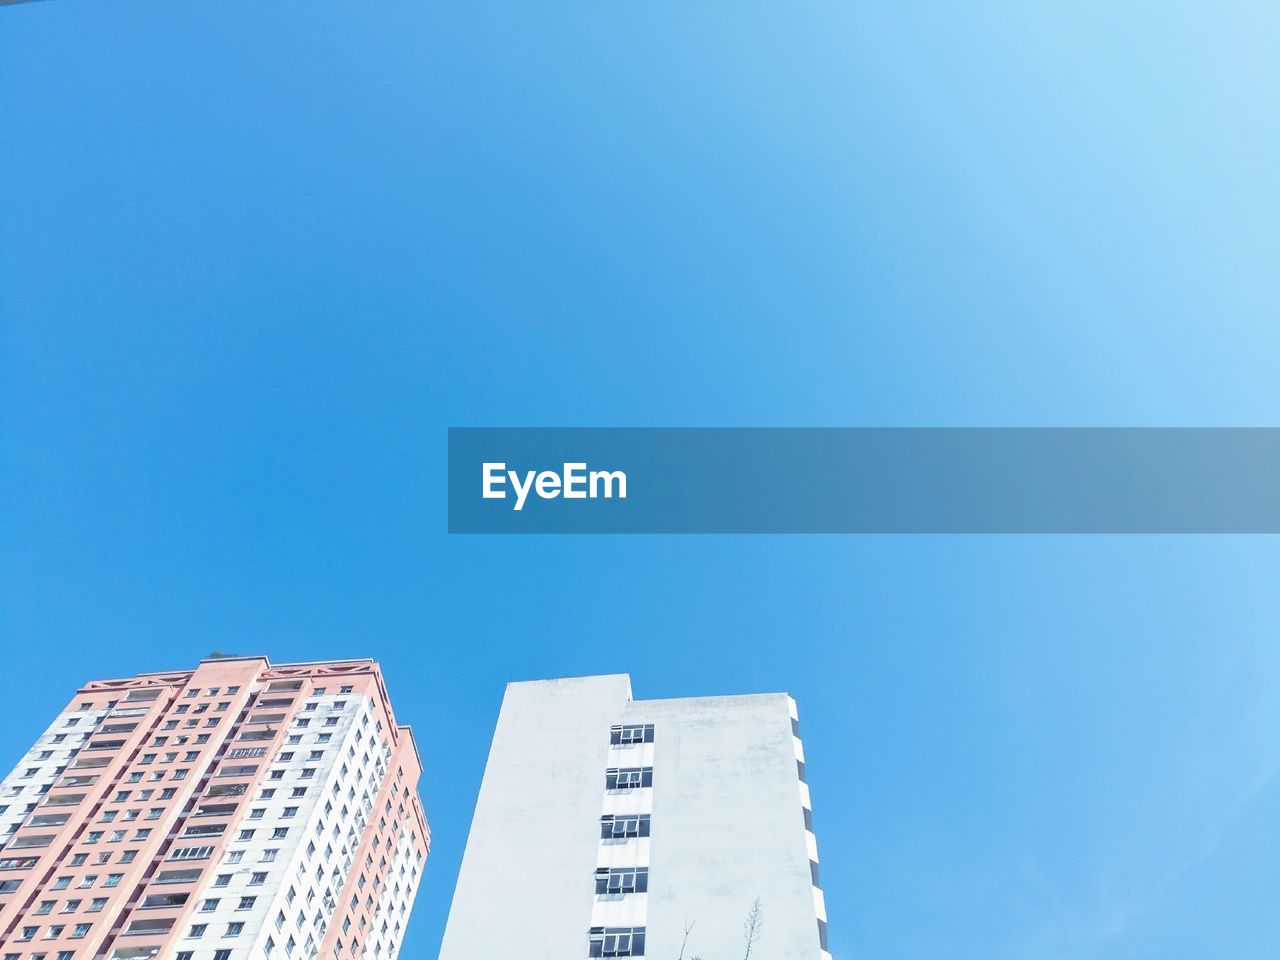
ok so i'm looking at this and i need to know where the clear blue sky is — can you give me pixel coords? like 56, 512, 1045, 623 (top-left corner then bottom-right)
3, 4, 1279, 959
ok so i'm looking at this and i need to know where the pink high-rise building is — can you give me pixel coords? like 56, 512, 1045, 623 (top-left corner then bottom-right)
0, 656, 428, 960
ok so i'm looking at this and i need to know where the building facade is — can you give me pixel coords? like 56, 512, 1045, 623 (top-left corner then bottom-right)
439, 674, 829, 960
0, 656, 428, 960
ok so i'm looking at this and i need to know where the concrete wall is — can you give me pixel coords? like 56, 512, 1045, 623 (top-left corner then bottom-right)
439, 675, 828, 960
439, 675, 632, 959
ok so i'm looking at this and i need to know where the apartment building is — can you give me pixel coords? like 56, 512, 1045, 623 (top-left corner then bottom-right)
0, 656, 428, 960
438, 674, 829, 960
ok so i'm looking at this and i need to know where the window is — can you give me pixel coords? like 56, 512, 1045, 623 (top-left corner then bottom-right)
271, 828, 288, 839
600, 814, 650, 839
168, 846, 214, 861
125, 917, 175, 935
214, 950, 233, 960
217, 764, 259, 779
249, 871, 267, 885
104, 874, 123, 887
595, 866, 649, 895
189, 923, 207, 938
214, 874, 232, 888
282, 806, 298, 818
201, 899, 220, 912
605, 767, 653, 790
225, 851, 244, 864
339, 685, 353, 693
225, 922, 244, 935
612, 724, 653, 747
589, 926, 646, 958
237, 896, 256, 910
140, 892, 189, 909
155, 868, 203, 885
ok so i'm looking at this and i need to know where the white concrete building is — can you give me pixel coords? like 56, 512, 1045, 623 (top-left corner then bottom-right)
439, 675, 830, 960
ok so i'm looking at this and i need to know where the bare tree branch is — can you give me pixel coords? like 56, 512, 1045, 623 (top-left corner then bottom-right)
678, 917, 696, 960
742, 897, 764, 960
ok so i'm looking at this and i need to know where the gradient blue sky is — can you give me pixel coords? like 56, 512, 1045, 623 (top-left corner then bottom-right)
3, 4, 1279, 959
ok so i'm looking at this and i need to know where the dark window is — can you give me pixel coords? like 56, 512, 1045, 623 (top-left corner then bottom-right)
605, 767, 652, 790
600, 814, 650, 840
595, 867, 649, 895
589, 926, 645, 958
609, 724, 655, 746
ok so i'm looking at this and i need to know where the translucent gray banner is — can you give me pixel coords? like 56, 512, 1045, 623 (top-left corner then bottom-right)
447, 428, 1280, 533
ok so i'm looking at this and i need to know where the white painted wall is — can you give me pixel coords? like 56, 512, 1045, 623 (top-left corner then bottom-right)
438, 675, 829, 960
